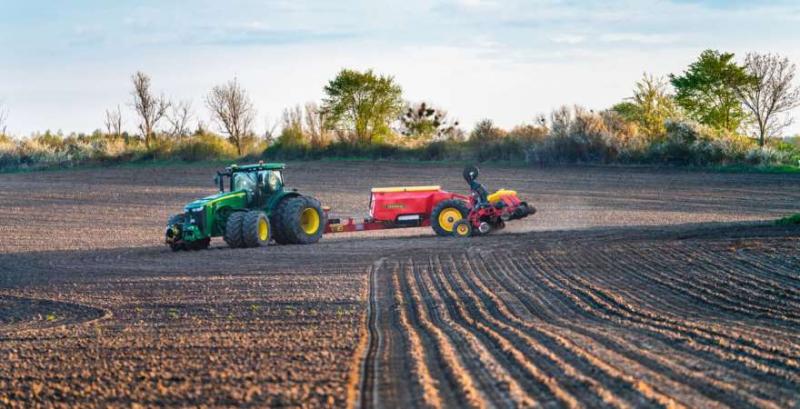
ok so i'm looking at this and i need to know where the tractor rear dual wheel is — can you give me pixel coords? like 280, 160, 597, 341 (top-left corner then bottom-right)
272, 196, 325, 245
431, 199, 470, 236
225, 210, 271, 249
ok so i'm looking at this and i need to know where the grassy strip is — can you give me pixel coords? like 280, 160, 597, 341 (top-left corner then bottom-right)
776, 214, 800, 226
3, 153, 800, 175
712, 164, 800, 174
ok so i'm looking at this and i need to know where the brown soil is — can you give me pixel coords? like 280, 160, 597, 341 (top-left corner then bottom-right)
0, 161, 798, 408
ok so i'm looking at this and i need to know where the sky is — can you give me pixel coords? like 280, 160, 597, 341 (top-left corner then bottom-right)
1, 0, 800, 137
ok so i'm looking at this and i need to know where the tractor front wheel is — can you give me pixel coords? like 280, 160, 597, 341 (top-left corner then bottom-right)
224, 212, 246, 248
243, 211, 271, 247
431, 199, 470, 236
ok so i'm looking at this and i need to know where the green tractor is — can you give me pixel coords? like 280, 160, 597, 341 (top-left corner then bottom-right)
165, 163, 325, 251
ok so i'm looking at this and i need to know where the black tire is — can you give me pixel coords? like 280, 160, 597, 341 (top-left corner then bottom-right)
274, 196, 325, 244
223, 211, 246, 248
243, 211, 271, 248
452, 219, 473, 238
431, 199, 470, 237
270, 199, 291, 245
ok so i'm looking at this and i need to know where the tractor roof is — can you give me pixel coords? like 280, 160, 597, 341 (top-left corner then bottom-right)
227, 162, 285, 172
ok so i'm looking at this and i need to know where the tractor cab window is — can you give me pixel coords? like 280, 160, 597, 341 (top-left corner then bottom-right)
263, 170, 282, 192
232, 172, 257, 193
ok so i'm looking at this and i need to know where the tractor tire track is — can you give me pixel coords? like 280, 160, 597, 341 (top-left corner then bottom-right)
355, 261, 380, 409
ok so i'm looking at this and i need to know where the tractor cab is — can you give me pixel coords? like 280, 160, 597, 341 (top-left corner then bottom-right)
216, 163, 285, 206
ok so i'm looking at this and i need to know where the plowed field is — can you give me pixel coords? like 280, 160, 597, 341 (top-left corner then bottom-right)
1, 162, 798, 408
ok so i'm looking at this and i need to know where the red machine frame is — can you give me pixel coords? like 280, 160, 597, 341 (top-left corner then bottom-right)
324, 185, 468, 234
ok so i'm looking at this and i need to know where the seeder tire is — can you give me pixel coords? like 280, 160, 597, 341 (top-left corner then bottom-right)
431, 199, 470, 237
243, 211, 271, 248
453, 219, 473, 238
223, 211, 246, 248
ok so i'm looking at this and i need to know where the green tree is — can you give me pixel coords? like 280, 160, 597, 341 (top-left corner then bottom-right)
322, 69, 403, 145
613, 74, 678, 137
670, 50, 752, 132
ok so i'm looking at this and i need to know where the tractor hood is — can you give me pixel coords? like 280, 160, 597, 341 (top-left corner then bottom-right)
183, 190, 247, 211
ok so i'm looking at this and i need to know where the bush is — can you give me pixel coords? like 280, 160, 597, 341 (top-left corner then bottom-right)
171, 133, 238, 161
0, 136, 19, 169
745, 146, 787, 166
645, 120, 756, 165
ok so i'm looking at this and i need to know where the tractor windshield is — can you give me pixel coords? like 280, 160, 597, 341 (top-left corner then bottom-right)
232, 172, 257, 192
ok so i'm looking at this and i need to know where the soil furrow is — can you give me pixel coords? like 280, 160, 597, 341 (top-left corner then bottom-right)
582, 245, 800, 370
466, 252, 699, 408
399, 260, 488, 409
413, 258, 537, 408
514, 250, 776, 409
430, 255, 576, 407
533, 248, 799, 403
441, 253, 638, 409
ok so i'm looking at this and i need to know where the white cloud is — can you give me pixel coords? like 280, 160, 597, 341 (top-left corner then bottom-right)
455, 0, 498, 8
599, 33, 682, 45
550, 34, 586, 45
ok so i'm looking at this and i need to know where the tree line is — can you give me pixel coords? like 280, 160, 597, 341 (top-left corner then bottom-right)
1, 49, 799, 171
614, 51, 799, 147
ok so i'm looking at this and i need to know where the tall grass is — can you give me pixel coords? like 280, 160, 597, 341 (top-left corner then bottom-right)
0, 130, 247, 171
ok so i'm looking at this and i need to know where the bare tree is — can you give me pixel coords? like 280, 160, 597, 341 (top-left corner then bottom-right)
104, 105, 123, 138
304, 102, 331, 148
131, 71, 170, 147
166, 100, 194, 139
738, 53, 800, 146
263, 116, 279, 142
206, 78, 256, 155
277, 105, 306, 147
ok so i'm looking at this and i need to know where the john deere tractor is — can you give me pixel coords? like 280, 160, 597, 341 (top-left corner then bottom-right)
165, 163, 325, 251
